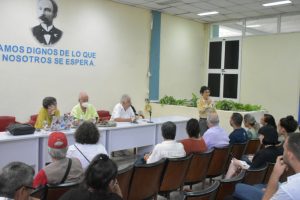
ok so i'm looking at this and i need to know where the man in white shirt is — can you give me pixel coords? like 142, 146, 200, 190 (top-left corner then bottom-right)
145, 121, 186, 164
111, 94, 135, 122
263, 132, 300, 200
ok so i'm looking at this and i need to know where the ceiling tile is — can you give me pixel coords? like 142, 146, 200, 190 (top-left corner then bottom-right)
191, 2, 220, 10
209, 0, 236, 7
274, 5, 300, 12
161, 7, 187, 15
140, 2, 170, 9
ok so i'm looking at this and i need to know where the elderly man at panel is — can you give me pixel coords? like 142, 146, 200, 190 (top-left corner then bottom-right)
71, 92, 99, 124
35, 96, 60, 129
111, 94, 135, 122
32, 0, 63, 45
33, 132, 83, 188
144, 121, 186, 164
202, 112, 229, 150
0, 162, 34, 200
229, 113, 248, 144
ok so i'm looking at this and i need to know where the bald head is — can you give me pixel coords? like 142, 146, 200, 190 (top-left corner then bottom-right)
79, 92, 89, 102
207, 112, 219, 127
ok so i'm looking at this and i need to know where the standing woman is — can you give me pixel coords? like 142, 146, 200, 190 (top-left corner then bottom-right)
197, 86, 214, 136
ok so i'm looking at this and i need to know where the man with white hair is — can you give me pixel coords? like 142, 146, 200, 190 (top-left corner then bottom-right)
71, 92, 99, 124
111, 94, 135, 122
33, 132, 83, 187
32, 0, 62, 45
0, 162, 34, 200
202, 112, 229, 150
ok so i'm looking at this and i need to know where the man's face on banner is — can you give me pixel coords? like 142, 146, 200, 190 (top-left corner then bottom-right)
38, 0, 54, 25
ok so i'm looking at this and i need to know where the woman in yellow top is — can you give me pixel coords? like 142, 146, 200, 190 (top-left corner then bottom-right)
35, 97, 60, 129
197, 86, 214, 136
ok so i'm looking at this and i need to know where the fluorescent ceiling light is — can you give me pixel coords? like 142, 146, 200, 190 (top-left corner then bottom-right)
246, 24, 261, 28
197, 11, 219, 16
263, 0, 292, 7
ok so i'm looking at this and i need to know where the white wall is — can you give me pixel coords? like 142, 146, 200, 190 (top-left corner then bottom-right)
160, 14, 208, 99
240, 32, 300, 122
0, 0, 151, 121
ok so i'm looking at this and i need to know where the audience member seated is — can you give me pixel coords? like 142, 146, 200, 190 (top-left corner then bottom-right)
225, 125, 283, 179
0, 162, 34, 200
144, 121, 186, 164
202, 112, 229, 150
111, 94, 136, 122
59, 154, 122, 200
71, 92, 99, 125
260, 114, 277, 129
35, 96, 60, 129
67, 122, 107, 169
180, 118, 207, 154
33, 132, 83, 187
229, 113, 248, 144
231, 132, 300, 200
244, 113, 260, 139
277, 115, 298, 139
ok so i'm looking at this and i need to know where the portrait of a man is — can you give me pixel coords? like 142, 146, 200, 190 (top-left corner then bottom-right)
32, 0, 63, 45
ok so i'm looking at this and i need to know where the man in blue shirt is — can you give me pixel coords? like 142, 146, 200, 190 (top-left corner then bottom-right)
229, 113, 248, 144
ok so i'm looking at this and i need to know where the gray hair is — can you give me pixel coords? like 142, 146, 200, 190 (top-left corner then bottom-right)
120, 94, 131, 103
0, 162, 34, 198
48, 147, 68, 159
244, 114, 260, 132
207, 112, 219, 126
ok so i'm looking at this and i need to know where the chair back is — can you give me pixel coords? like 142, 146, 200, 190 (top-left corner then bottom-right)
207, 146, 231, 178
244, 139, 261, 155
159, 154, 192, 194
117, 165, 134, 200
183, 181, 220, 200
28, 114, 38, 126
127, 159, 166, 200
0, 116, 16, 132
243, 165, 268, 185
184, 150, 213, 186
263, 162, 275, 184
231, 142, 247, 160
97, 110, 111, 121
31, 182, 79, 200
215, 171, 245, 200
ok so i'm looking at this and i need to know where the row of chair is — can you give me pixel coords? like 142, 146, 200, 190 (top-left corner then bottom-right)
0, 110, 111, 131
116, 139, 264, 200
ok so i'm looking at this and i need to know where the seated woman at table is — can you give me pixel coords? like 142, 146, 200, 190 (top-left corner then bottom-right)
143, 121, 186, 164
35, 96, 60, 129
225, 125, 283, 179
180, 118, 207, 154
60, 154, 122, 200
67, 121, 108, 169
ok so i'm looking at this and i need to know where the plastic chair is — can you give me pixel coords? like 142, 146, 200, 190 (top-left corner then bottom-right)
0, 116, 16, 132
184, 150, 214, 189
182, 180, 220, 200
97, 110, 111, 121
117, 165, 134, 200
159, 154, 193, 198
127, 159, 166, 200
28, 114, 38, 126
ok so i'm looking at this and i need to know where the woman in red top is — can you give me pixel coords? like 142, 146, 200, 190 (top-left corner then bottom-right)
181, 118, 207, 154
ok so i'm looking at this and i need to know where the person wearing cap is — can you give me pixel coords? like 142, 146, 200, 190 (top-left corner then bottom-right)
225, 125, 283, 179
33, 132, 83, 188
71, 92, 99, 125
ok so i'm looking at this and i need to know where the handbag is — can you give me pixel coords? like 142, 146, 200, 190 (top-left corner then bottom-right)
7, 123, 35, 136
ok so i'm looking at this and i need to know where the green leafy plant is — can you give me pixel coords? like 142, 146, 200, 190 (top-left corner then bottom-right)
215, 100, 262, 111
